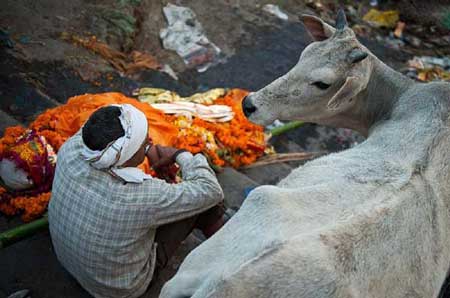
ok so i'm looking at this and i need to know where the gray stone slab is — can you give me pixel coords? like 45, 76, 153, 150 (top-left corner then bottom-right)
240, 163, 293, 186
217, 167, 259, 209
285, 124, 365, 153
270, 134, 304, 154
0, 110, 22, 137
0, 227, 203, 298
142, 234, 202, 298
0, 231, 92, 298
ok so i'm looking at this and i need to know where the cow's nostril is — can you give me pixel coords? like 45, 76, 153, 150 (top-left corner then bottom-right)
242, 97, 257, 117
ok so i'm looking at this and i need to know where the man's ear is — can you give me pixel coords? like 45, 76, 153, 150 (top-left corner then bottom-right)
327, 76, 364, 110
301, 14, 336, 41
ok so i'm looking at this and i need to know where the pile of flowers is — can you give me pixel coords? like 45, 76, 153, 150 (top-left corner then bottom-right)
0, 89, 267, 222
0, 127, 53, 221
167, 89, 266, 167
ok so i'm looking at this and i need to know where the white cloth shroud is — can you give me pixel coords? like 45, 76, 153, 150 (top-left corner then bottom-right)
0, 159, 34, 190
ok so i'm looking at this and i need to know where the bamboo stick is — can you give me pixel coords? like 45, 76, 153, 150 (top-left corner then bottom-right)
0, 214, 48, 249
269, 121, 304, 136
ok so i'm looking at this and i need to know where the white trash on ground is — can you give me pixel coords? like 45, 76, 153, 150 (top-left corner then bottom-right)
405, 56, 450, 82
262, 4, 289, 21
415, 56, 450, 70
160, 3, 221, 72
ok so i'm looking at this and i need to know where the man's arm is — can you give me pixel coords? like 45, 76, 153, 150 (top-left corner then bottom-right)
127, 151, 224, 227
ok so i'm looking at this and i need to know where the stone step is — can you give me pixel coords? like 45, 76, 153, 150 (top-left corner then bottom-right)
217, 167, 259, 209
282, 123, 364, 153
240, 162, 293, 186
0, 109, 23, 137
0, 49, 60, 125
0, 230, 92, 298
270, 134, 305, 154
0, 75, 59, 125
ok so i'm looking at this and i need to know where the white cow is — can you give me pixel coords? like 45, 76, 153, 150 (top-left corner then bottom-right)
161, 10, 450, 298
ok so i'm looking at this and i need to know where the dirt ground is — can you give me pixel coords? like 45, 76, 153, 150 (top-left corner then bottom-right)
0, 0, 449, 297
4, 0, 441, 77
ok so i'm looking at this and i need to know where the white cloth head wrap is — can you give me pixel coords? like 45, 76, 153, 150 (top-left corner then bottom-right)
81, 104, 153, 183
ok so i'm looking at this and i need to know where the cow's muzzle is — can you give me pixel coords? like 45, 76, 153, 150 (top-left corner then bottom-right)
242, 96, 257, 117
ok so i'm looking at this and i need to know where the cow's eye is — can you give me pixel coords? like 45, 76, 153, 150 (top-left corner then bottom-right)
312, 81, 331, 90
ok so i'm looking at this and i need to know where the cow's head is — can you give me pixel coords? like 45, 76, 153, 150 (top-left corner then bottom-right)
242, 10, 372, 126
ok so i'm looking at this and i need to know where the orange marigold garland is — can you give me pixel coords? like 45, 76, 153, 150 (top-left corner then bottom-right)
0, 129, 56, 222
9, 192, 51, 222
168, 89, 266, 168
0, 187, 16, 216
0, 126, 27, 153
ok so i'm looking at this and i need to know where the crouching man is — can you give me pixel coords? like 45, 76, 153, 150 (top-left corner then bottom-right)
48, 104, 225, 298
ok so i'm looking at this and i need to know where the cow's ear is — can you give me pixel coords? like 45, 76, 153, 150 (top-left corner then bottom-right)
301, 14, 336, 41
327, 76, 363, 111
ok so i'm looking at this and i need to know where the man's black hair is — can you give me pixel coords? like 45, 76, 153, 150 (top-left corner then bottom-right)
82, 106, 125, 151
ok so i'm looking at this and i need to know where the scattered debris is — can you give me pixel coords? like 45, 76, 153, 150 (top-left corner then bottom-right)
18, 35, 30, 44
0, 28, 14, 48
76, 62, 102, 82
417, 68, 450, 82
381, 33, 405, 50
405, 56, 450, 82
126, 50, 161, 73
393, 21, 405, 38
352, 24, 372, 37
345, 5, 358, 19
416, 56, 450, 69
96, 7, 136, 51
363, 9, 399, 28
161, 64, 179, 80
404, 35, 422, 48
407, 57, 425, 69
262, 4, 289, 21
160, 4, 222, 72
7, 289, 31, 298
305, 0, 325, 11
61, 33, 161, 74
16, 35, 45, 46
443, 11, 450, 30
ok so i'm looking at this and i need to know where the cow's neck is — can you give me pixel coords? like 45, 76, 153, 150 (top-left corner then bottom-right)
320, 57, 414, 138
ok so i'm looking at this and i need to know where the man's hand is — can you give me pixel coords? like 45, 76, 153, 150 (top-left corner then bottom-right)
146, 145, 187, 182
146, 145, 182, 169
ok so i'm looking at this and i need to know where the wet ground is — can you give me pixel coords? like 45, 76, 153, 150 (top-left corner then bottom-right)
0, 0, 448, 297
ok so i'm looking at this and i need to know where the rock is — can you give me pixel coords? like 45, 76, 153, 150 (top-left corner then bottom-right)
240, 163, 293, 185
217, 167, 259, 209
0, 110, 21, 137
262, 4, 289, 21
